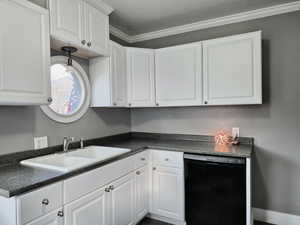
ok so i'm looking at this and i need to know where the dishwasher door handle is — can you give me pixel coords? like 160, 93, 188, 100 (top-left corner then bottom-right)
184, 154, 245, 165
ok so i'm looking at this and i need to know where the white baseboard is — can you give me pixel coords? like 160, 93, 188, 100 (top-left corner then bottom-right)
254, 208, 300, 225
147, 213, 186, 225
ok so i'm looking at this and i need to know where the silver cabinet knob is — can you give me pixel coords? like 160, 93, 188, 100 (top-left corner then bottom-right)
47, 97, 53, 103
128, 103, 132, 107
136, 171, 141, 175
156, 103, 159, 106
42, 199, 49, 205
141, 157, 146, 161
81, 40, 86, 45
165, 158, 169, 161
57, 210, 64, 217
204, 101, 208, 105
153, 167, 156, 171
113, 102, 117, 106
87, 42, 92, 47
109, 185, 114, 191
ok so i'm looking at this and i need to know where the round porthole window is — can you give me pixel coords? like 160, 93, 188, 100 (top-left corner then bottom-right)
41, 56, 91, 123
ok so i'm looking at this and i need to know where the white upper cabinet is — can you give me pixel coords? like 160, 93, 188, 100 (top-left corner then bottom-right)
48, 0, 84, 46
90, 41, 127, 107
85, 2, 109, 55
155, 43, 203, 106
0, 0, 51, 105
203, 31, 262, 105
126, 48, 156, 107
111, 42, 127, 106
48, 0, 113, 58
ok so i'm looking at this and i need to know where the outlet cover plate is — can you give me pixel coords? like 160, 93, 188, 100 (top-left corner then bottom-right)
34, 136, 48, 150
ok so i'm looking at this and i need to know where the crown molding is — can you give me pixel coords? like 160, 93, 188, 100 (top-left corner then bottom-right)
110, 1, 300, 43
110, 25, 132, 43
87, 0, 114, 15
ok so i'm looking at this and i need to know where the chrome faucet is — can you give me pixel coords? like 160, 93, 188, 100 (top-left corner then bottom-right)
63, 137, 75, 152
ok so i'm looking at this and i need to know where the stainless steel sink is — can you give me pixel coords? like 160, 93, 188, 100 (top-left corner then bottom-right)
21, 146, 130, 172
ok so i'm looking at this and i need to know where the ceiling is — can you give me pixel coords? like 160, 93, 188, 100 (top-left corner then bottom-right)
103, 0, 296, 35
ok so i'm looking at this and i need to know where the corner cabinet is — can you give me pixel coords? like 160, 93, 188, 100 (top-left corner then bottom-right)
126, 48, 156, 107
155, 43, 203, 107
203, 31, 262, 105
0, 0, 51, 105
48, 0, 112, 58
90, 41, 127, 107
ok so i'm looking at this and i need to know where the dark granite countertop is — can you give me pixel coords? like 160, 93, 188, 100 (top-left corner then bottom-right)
0, 132, 253, 198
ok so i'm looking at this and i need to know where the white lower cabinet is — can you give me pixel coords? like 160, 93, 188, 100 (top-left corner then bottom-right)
25, 209, 63, 225
151, 166, 184, 221
135, 166, 149, 223
1, 150, 186, 225
110, 173, 135, 225
64, 187, 109, 225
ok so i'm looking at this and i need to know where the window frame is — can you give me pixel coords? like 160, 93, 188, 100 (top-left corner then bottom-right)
41, 56, 91, 124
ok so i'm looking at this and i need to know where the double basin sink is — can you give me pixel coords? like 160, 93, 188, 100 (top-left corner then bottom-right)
21, 146, 130, 172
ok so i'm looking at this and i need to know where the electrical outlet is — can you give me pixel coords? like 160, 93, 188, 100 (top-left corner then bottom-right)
232, 127, 240, 139
34, 136, 48, 150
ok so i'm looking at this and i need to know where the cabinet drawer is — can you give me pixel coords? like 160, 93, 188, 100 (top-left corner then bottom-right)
17, 182, 63, 225
64, 155, 135, 204
151, 150, 183, 168
135, 151, 149, 169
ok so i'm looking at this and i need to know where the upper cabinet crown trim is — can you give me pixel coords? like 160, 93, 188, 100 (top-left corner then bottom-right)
110, 1, 300, 43
84, 0, 114, 15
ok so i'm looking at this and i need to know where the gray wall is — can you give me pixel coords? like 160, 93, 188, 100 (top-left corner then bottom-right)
0, 50, 131, 155
131, 12, 300, 215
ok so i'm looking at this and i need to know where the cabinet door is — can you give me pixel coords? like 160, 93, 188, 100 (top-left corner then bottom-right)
126, 48, 155, 107
111, 41, 127, 106
135, 166, 149, 223
152, 166, 184, 220
65, 188, 109, 225
0, 0, 50, 105
49, 0, 84, 46
85, 2, 109, 56
25, 209, 63, 225
203, 31, 262, 105
110, 173, 135, 225
155, 43, 202, 106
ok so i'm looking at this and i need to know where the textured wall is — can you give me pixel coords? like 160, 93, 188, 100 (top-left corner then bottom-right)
0, 50, 131, 155
131, 12, 300, 215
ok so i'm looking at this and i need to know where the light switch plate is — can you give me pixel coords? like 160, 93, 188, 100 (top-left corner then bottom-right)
232, 127, 240, 139
34, 136, 48, 150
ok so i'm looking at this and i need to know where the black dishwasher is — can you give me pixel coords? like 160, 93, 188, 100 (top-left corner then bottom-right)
184, 154, 246, 225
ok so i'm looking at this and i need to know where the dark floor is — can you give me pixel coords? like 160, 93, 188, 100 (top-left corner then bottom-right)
138, 218, 275, 225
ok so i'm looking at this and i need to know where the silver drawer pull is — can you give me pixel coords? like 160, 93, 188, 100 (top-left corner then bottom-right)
153, 167, 156, 171
57, 210, 64, 217
136, 171, 141, 175
42, 199, 49, 205
141, 158, 146, 161
165, 158, 169, 161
